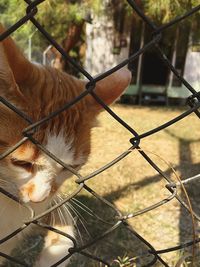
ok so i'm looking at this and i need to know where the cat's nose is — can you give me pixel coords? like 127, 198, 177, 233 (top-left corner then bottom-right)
20, 180, 52, 203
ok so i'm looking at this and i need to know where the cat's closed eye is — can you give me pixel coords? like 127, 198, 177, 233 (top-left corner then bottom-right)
11, 158, 33, 171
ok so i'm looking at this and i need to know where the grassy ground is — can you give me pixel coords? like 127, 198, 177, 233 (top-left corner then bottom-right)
66, 104, 200, 267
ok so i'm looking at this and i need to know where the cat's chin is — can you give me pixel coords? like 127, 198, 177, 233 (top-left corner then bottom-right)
21, 190, 54, 204
21, 191, 51, 204
26, 197, 49, 204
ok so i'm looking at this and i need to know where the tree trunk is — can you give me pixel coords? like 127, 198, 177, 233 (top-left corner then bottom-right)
52, 21, 85, 76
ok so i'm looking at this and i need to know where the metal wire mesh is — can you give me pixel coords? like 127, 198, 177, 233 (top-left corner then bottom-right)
0, 0, 200, 266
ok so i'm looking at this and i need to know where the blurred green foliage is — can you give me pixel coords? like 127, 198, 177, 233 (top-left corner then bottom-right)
1, 0, 102, 60
1, 0, 199, 61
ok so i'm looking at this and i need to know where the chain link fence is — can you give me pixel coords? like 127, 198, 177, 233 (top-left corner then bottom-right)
0, 0, 200, 266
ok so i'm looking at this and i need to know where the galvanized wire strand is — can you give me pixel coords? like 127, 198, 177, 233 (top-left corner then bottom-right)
130, 101, 200, 143
138, 148, 200, 221
154, 237, 200, 254
120, 187, 177, 220
153, 4, 200, 34
124, 222, 170, 267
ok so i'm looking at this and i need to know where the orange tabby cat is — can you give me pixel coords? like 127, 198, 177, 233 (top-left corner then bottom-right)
0, 24, 131, 266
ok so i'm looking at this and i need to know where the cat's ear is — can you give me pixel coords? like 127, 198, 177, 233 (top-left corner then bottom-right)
0, 43, 25, 100
86, 68, 132, 111
0, 24, 35, 84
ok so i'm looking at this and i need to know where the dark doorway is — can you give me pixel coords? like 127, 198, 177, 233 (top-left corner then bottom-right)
142, 50, 169, 85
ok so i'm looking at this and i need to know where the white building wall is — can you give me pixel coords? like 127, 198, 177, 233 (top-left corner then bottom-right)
184, 49, 200, 91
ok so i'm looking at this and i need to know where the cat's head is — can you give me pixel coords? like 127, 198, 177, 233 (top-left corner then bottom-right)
0, 24, 131, 204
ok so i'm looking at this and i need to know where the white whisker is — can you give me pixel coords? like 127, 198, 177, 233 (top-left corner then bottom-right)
67, 202, 91, 239
50, 200, 56, 227
56, 194, 91, 238
55, 194, 85, 244
70, 198, 96, 218
54, 198, 64, 226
